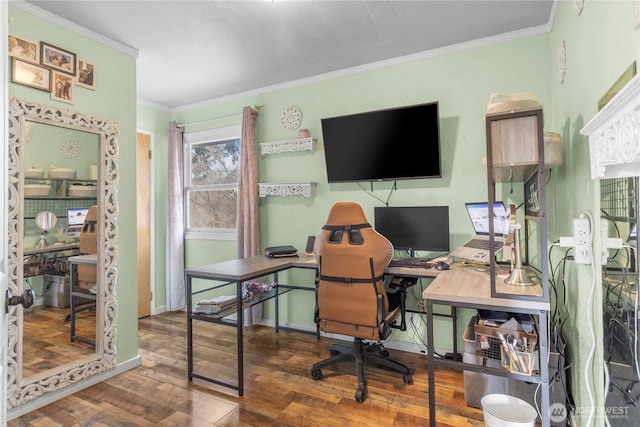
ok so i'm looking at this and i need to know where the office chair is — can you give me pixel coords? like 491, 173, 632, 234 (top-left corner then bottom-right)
310, 201, 413, 403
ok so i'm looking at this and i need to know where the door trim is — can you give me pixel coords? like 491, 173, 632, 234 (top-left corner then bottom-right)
136, 129, 156, 315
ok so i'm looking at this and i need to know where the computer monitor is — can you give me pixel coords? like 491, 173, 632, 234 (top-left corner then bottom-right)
374, 206, 450, 253
67, 207, 89, 225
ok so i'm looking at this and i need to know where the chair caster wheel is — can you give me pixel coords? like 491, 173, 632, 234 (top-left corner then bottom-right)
355, 388, 365, 403
403, 374, 413, 384
311, 369, 323, 381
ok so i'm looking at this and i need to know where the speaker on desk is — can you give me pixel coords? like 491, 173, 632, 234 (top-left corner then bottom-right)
305, 235, 316, 255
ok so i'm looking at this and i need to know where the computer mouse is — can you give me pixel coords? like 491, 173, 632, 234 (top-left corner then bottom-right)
434, 261, 450, 271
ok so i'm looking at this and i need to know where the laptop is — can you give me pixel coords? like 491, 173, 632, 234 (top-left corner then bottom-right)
65, 207, 89, 238
450, 202, 510, 262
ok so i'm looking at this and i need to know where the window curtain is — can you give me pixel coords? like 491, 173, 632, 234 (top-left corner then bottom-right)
237, 106, 261, 325
237, 106, 260, 257
167, 121, 185, 311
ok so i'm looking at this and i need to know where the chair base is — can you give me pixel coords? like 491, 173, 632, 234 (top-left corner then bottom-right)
311, 338, 413, 403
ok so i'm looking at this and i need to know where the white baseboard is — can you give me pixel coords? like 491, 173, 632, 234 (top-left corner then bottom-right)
7, 356, 142, 420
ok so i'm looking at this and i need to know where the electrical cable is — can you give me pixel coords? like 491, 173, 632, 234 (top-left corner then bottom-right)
582, 211, 596, 427
357, 182, 394, 206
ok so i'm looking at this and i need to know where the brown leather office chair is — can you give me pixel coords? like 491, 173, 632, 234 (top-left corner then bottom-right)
77, 205, 98, 289
310, 201, 412, 402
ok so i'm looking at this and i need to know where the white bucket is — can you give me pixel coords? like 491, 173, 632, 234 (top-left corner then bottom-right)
481, 394, 537, 427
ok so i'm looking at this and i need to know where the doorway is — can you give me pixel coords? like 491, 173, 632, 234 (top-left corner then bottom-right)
136, 132, 153, 318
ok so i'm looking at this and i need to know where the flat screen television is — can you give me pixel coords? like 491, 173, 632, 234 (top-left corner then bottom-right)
321, 102, 441, 183
374, 206, 449, 253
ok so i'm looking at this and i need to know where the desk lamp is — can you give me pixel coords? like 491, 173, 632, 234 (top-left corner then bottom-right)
504, 223, 535, 286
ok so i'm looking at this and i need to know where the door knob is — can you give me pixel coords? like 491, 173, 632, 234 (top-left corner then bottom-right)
5, 289, 35, 313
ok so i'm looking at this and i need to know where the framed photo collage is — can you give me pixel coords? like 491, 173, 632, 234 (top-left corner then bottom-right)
9, 35, 96, 104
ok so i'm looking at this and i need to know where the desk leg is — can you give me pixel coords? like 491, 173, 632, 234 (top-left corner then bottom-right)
426, 302, 436, 426
236, 279, 244, 396
70, 263, 77, 341
539, 310, 550, 427
452, 306, 458, 355
186, 276, 193, 381
275, 272, 280, 333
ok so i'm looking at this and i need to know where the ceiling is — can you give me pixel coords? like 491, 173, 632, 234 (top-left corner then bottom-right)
23, 1, 555, 109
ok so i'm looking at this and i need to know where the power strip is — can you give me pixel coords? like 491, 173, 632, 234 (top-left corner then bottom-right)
559, 215, 592, 264
573, 216, 591, 264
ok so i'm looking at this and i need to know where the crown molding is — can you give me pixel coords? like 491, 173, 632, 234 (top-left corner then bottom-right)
172, 21, 554, 113
10, 0, 138, 58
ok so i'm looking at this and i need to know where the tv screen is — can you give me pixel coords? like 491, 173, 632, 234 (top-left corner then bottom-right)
374, 206, 449, 252
321, 102, 441, 183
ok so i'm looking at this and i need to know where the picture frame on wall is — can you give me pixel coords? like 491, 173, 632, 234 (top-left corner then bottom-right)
40, 41, 76, 75
8, 35, 39, 63
524, 172, 540, 220
11, 58, 51, 92
51, 71, 75, 104
76, 58, 96, 90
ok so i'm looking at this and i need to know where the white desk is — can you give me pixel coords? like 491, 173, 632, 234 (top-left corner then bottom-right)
423, 264, 551, 427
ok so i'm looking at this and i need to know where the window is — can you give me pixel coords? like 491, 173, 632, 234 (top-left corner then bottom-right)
184, 125, 241, 239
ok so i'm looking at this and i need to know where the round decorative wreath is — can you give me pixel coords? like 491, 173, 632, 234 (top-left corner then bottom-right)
281, 106, 302, 131
61, 139, 80, 158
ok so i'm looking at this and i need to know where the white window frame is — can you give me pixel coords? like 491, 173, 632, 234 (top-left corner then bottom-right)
183, 125, 241, 240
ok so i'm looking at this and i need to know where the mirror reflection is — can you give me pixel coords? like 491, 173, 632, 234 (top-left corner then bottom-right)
22, 122, 99, 378
600, 177, 639, 410
34, 211, 56, 249
7, 97, 119, 410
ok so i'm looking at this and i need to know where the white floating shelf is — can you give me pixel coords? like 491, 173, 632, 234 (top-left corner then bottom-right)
259, 137, 317, 155
258, 182, 317, 198
581, 73, 640, 179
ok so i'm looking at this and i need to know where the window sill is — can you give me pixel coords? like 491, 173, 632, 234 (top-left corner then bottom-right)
185, 230, 236, 241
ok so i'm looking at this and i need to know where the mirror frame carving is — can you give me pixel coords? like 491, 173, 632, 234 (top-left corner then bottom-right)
7, 97, 119, 408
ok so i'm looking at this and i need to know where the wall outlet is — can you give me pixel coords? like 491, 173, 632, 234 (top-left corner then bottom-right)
573, 216, 591, 264
601, 218, 609, 264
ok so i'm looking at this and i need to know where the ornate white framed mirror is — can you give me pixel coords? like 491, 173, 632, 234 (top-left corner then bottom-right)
6, 97, 119, 409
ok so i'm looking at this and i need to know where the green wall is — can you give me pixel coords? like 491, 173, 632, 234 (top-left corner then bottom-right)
12, 1, 640, 423
548, 1, 640, 425
8, 5, 139, 364
161, 34, 552, 353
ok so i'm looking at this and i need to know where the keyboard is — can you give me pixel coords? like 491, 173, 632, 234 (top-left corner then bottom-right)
388, 258, 433, 269
463, 238, 504, 251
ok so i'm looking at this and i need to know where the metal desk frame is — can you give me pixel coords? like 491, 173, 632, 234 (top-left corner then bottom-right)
185, 255, 440, 396
68, 253, 98, 346
423, 265, 551, 427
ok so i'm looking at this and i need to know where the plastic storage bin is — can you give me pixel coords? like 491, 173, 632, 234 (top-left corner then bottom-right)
43, 274, 70, 308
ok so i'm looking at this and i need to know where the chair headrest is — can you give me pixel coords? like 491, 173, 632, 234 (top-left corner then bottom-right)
86, 205, 98, 222
323, 201, 369, 227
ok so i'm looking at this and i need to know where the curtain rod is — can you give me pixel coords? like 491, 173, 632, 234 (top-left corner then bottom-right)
176, 105, 262, 128
176, 112, 241, 128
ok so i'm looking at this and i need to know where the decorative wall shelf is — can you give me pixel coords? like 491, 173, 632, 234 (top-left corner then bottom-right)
258, 182, 317, 198
581, 73, 640, 179
259, 137, 317, 155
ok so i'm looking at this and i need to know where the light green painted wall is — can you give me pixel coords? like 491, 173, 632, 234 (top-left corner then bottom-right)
9, 6, 139, 364
161, 34, 552, 351
548, 1, 640, 425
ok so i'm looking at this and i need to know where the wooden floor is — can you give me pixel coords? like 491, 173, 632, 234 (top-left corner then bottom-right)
10, 311, 484, 426
22, 305, 96, 377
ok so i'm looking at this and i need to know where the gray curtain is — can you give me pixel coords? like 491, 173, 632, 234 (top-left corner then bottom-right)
237, 106, 260, 258
167, 121, 185, 311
